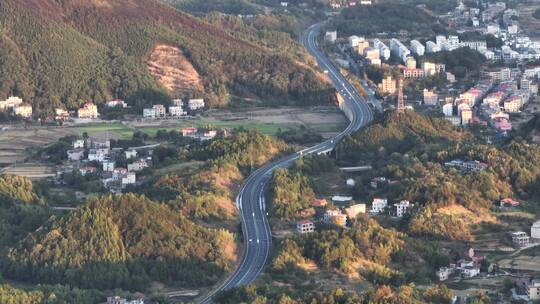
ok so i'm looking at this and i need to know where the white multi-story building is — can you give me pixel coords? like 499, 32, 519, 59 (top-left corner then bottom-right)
103, 160, 115, 172
127, 158, 149, 172
390, 39, 410, 63
0, 96, 23, 111
423, 89, 438, 106
88, 148, 109, 162
296, 220, 315, 233
373, 39, 391, 60
143, 108, 156, 118
393, 200, 410, 217
188, 99, 205, 111
532, 220, 540, 239
443, 103, 454, 117
325, 31, 337, 43
426, 41, 441, 53
125, 149, 137, 160
168, 106, 186, 117
348, 35, 364, 48
370, 198, 388, 213
121, 172, 136, 188
73, 139, 85, 149
410, 40, 425, 56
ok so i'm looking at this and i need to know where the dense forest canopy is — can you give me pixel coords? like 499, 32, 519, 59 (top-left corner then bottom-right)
4, 194, 235, 291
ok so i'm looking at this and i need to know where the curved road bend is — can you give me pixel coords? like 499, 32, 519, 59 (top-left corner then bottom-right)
199, 22, 374, 304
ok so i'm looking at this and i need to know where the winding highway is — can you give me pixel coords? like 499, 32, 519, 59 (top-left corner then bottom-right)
199, 22, 375, 304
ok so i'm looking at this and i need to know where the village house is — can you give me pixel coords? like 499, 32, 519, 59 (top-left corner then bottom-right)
370, 198, 388, 213
344, 203, 366, 219
121, 172, 136, 188
201, 130, 218, 141
143, 108, 155, 118
370, 177, 387, 189
188, 99, 205, 111
88, 148, 109, 162
532, 220, 540, 240
79, 166, 97, 176
436, 266, 456, 281
127, 158, 149, 172
67, 149, 85, 161
112, 168, 128, 181
77, 102, 99, 119
512, 231, 530, 248
106, 100, 127, 108
528, 279, 540, 301
182, 127, 198, 137
168, 105, 186, 117
296, 220, 315, 233
500, 198, 520, 208
153, 104, 166, 117
73, 139, 85, 149
311, 198, 328, 207
14, 103, 33, 118
55, 108, 70, 121
172, 99, 183, 107
323, 209, 347, 226
0, 96, 23, 111
107, 296, 144, 304
88, 147, 109, 162
393, 200, 411, 217
102, 160, 115, 172
125, 149, 137, 160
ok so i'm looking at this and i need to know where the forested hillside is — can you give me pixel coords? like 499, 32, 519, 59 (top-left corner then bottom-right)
4, 194, 235, 290
0, 0, 334, 115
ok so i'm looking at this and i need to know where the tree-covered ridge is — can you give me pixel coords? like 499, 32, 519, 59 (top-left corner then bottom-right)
4, 193, 235, 290
338, 111, 470, 163
272, 216, 404, 276
215, 284, 457, 304
146, 130, 290, 218
0, 0, 334, 115
0, 175, 39, 204
331, 3, 442, 37
342, 112, 540, 240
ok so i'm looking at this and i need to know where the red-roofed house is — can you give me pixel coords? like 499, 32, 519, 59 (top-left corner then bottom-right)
500, 198, 520, 208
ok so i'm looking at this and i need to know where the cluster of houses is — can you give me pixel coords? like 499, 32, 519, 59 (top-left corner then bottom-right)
296, 195, 413, 233
444, 1, 540, 62
511, 220, 540, 249
0, 96, 33, 118
107, 296, 144, 304
142, 98, 204, 119
444, 159, 488, 172
439, 66, 537, 131
66, 138, 152, 192
436, 248, 485, 281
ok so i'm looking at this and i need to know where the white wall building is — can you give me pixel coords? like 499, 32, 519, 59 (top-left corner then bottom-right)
390, 39, 410, 63
426, 41, 441, 53
188, 99, 205, 111
410, 40, 425, 56
143, 108, 156, 118
373, 39, 391, 60
393, 200, 410, 217
443, 103, 454, 117
348, 35, 364, 48
531, 220, 540, 239
370, 198, 388, 213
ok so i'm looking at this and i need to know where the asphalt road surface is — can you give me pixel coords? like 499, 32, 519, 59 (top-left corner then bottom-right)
199, 22, 375, 304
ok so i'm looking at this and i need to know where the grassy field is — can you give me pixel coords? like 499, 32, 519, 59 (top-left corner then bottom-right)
137, 121, 348, 137
74, 122, 134, 139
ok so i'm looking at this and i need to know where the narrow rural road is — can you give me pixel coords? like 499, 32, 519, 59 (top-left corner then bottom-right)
199, 22, 375, 303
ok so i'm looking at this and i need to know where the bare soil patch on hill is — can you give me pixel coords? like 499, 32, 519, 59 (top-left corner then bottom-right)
146, 44, 204, 94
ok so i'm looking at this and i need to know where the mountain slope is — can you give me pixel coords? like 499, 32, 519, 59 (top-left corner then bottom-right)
0, 0, 334, 114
